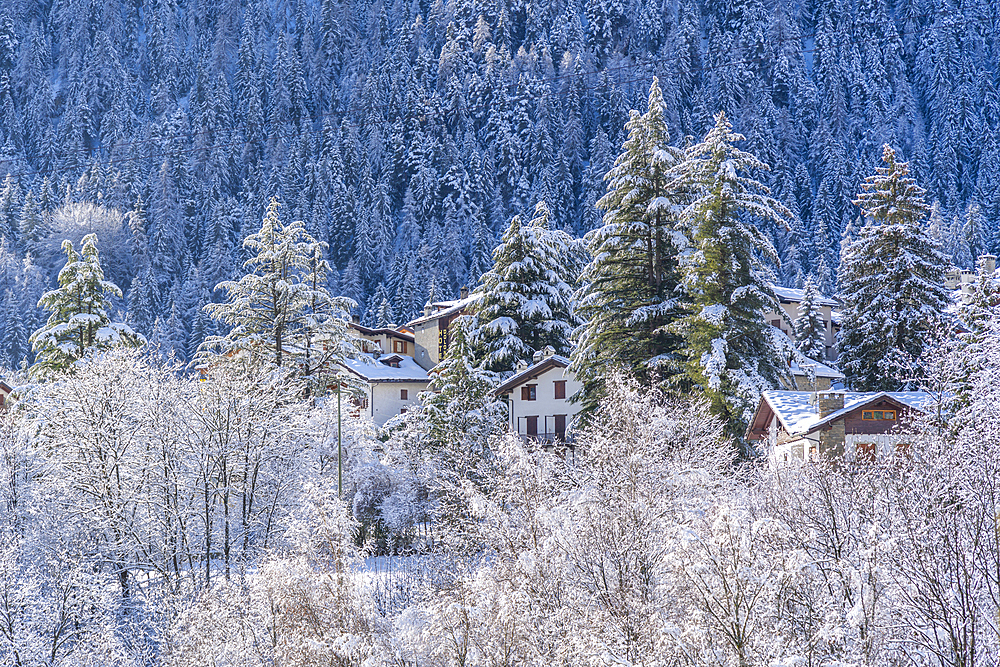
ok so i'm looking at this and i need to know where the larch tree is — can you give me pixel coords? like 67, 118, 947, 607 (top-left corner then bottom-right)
671, 110, 795, 440
571, 77, 687, 410
838, 145, 950, 391
201, 197, 361, 381
793, 276, 827, 361
29, 233, 143, 377
475, 200, 577, 373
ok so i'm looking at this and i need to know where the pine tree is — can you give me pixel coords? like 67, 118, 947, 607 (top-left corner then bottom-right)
671, 111, 795, 439
838, 145, 951, 391
793, 276, 826, 361
572, 78, 687, 409
29, 234, 143, 377
476, 201, 577, 373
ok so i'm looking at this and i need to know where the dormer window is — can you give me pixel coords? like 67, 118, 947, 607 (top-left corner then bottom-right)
380, 354, 404, 369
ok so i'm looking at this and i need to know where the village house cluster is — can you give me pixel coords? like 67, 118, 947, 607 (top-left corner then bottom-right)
341, 253, 997, 466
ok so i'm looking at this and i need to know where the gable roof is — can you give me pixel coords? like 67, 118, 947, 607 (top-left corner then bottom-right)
789, 358, 844, 380
406, 293, 482, 327
340, 354, 430, 383
770, 284, 839, 308
349, 322, 415, 342
747, 390, 936, 440
494, 355, 572, 396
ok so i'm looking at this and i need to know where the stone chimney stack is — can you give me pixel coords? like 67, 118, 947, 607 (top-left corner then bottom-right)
978, 254, 997, 276
817, 391, 845, 418
423, 302, 433, 317
460, 285, 469, 299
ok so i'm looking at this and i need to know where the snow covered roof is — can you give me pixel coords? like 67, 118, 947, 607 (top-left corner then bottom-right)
494, 354, 572, 396
770, 284, 839, 307
406, 293, 483, 327
340, 354, 430, 383
788, 358, 843, 380
751, 390, 936, 439
349, 322, 415, 342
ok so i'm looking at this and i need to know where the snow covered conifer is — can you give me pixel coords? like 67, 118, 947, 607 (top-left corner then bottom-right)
201, 197, 361, 380
475, 200, 577, 373
671, 111, 795, 439
838, 145, 951, 391
29, 233, 143, 377
571, 77, 686, 409
793, 276, 827, 361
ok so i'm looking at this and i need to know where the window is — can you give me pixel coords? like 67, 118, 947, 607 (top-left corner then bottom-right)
862, 409, 896, 421
525, 415, 538, 436
554, 380, 566, 399
400, 389, 408, 400
400, 408, 407, 414
521, 384, 537, 401
394, 340, 407, 354
895, 441, 912, 458
856, 441, 877, 463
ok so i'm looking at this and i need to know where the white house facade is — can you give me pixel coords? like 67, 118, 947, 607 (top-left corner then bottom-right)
493, 348, 582, 445
339, 353, 430, 427
765, 284, 840, 362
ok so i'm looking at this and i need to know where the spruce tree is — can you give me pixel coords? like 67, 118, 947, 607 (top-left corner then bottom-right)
838, 145, 951, 391
476, 200, 577, 373
29, 234, 143, 377
671, 111, 795, 439
571, 78, 686, 410
793, 276, 826, 361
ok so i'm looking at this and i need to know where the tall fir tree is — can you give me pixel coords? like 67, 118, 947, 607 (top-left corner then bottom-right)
201, 198, 361, 377
571, 78, 687, 410
476, 201, 577, 373
838, 145, 951, 391
671, 111, 794, 441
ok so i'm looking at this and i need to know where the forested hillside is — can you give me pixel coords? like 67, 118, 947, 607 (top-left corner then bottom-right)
0, 0, 996, 366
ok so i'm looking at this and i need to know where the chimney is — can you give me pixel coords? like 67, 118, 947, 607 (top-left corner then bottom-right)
423, 302, 433, 317
817, 391, 844, 418
978, 254, 997, 276
460, 285, 469, 299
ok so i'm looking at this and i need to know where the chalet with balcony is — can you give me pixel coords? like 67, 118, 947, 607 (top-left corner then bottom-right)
493, 347, 582, 447
349, 322, 416, 357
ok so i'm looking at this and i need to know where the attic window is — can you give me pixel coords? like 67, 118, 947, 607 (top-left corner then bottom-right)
861, 410, 895, 421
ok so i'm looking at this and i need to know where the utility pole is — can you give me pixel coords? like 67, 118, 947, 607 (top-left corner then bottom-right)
338, 379, 343, 498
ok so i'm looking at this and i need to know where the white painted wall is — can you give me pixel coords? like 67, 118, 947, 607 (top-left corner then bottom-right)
503, 365, 583, 439
366, 381, 427, 426
765, 301, 837, 361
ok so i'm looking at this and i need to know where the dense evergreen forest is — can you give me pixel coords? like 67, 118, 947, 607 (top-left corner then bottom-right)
0, 0, 996, 367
